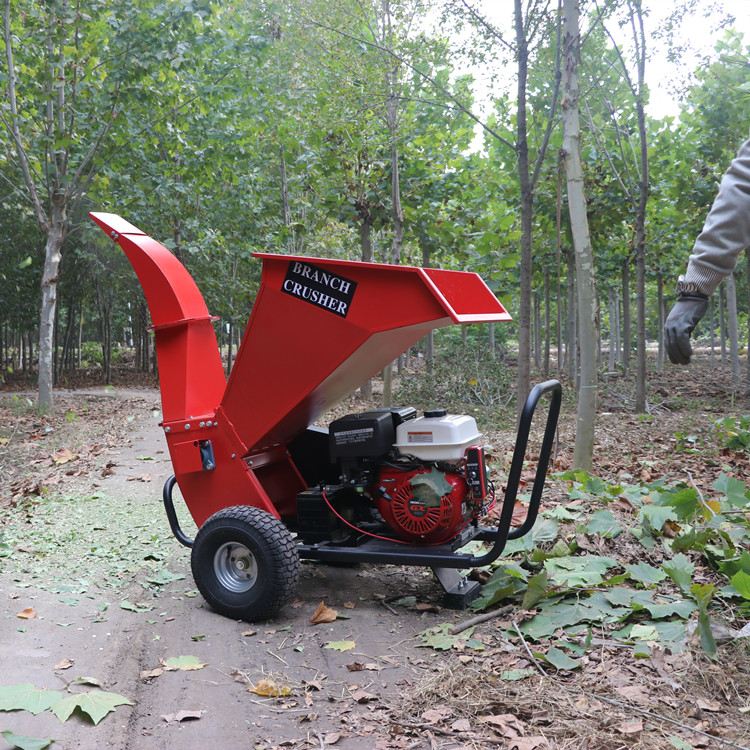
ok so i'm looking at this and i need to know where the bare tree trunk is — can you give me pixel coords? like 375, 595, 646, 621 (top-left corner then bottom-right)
719, 284, 727, 366
360, 218, 374, 398
514, 0, 532, 418
38, 202, 67, 411
226, 322, 234, 377
566, 248, 576, 381
622, 261, 631, 375
656, 275, 664, 372
562, 0, 597, 472
280, 146, 294, 254
726, 271, 741, 389
544, 267, 551, 377
632, 0, 649, 413
533, 291, 542, 369
608, 287, 617, 371
709, 296, 716, 367
746, 248, 750, 394
556, 154, 564, 376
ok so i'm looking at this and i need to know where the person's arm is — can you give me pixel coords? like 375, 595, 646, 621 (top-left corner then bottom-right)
682, 137, 750, 296
665, 138, 750, 365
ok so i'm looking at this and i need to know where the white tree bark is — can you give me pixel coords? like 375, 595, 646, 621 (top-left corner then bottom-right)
562, 0, 598, 471
726, 272, 741, 389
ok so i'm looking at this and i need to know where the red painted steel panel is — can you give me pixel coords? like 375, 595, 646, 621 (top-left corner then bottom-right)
90, 213, 512, 528
222, 254, 510, 451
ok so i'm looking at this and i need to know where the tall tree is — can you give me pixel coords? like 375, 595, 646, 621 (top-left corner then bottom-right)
0, 0, 228, 410
561, 0, 597, 470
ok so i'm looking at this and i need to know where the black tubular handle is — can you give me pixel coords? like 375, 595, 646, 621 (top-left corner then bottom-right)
163, 475, 194, 548
468, 379, 562, 567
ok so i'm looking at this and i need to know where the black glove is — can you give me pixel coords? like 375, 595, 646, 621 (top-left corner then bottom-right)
664, 294, 708, 365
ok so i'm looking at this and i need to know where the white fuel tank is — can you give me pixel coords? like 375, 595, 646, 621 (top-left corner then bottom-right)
394, 410, 481, 461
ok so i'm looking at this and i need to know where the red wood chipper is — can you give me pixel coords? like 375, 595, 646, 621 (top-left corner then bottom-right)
91, 212, 561, 621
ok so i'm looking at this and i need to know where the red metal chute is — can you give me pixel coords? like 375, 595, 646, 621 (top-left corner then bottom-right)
90, 212, 511, 527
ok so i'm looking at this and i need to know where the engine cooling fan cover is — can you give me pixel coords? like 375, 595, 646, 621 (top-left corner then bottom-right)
375, 466, 470, 544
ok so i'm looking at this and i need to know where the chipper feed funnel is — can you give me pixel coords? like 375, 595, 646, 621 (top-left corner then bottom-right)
91, 212, 560, 621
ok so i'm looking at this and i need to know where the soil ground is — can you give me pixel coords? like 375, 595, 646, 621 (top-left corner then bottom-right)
1, 357, 749, 750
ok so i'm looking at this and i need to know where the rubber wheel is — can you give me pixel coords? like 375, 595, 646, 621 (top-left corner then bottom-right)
191, 506, 300, 622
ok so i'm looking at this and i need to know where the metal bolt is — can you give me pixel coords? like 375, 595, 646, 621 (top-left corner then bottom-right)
184, 424, 191, 430
199, 421, 205, 428
231, 454, 236, 459
165, 426, 170, 433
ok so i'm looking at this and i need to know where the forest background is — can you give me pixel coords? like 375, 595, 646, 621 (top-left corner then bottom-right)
1, 0, 750, 470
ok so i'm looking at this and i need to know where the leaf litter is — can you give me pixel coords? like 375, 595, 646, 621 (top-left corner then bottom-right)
2, 366, 750, 748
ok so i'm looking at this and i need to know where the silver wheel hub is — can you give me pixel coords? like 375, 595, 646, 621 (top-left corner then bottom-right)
214, 542, 258, 593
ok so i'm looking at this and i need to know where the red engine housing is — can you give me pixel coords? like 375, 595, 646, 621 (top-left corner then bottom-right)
374, 466, 471, 544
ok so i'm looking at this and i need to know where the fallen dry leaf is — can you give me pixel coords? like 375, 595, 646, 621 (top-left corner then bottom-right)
617, 719, 644, 734
421, 705, 453, 723
615, 685, 651, 704
509, 738, 551, 750
17, 608, 36, 619
346, 662, 379, 672
697, 698, 722, 712
162, 710, 204, 723
479, 713, 525, 738
450, 718, 471, 732
52, 448, 77, 465
248, 678, 291, 697
140, 668, 164, 681
310, 601, 338, 624
54, 658, 74, 670
351, 690, 378, 704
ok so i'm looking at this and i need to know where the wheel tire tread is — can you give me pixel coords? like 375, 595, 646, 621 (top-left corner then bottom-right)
191, 505, 300, 622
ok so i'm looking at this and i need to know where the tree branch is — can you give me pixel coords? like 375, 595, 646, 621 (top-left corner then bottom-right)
2, 0, 49, 231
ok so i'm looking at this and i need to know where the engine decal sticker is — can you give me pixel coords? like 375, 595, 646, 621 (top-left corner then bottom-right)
332, 427, 374, 445
281, 260, 357, 318
407, 431, 434, 443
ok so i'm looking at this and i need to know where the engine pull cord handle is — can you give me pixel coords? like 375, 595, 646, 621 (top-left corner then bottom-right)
468, 379, 562, 568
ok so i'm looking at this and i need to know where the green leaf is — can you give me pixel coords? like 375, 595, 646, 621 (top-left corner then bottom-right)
713, 472, 749, 507
0, 730, 53, 750
473, 567, 527, 610
629, 623, 659, 641
522, 570, 549, 609
668, 737, 693, 750
0, 685, 63, 714
544, 555, 618, 587
163, 655, 205, 671
120, 600, 154, 613
585, 509, 622, 538
662, 554, 695, 594
146, 569, 186, 586
498, 668, 537, 681
409, 468, 453, 507
691, 583, 717, 654
639, 505, 678, 534
50, 691, 132, 725
520, 601, 590, 639
730, 570, 750, 600
641, 599, 696, 619
324, 640, 356, 652
624, 561, 667, 586
540, 647, 580, 671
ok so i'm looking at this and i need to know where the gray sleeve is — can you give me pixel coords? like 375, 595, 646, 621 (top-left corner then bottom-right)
682, 137, 750, 296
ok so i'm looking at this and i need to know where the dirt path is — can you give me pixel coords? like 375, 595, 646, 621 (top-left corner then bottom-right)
0, 389, 454, 750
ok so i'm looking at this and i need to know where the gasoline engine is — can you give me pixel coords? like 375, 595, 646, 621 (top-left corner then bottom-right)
295, 407, 493, 546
